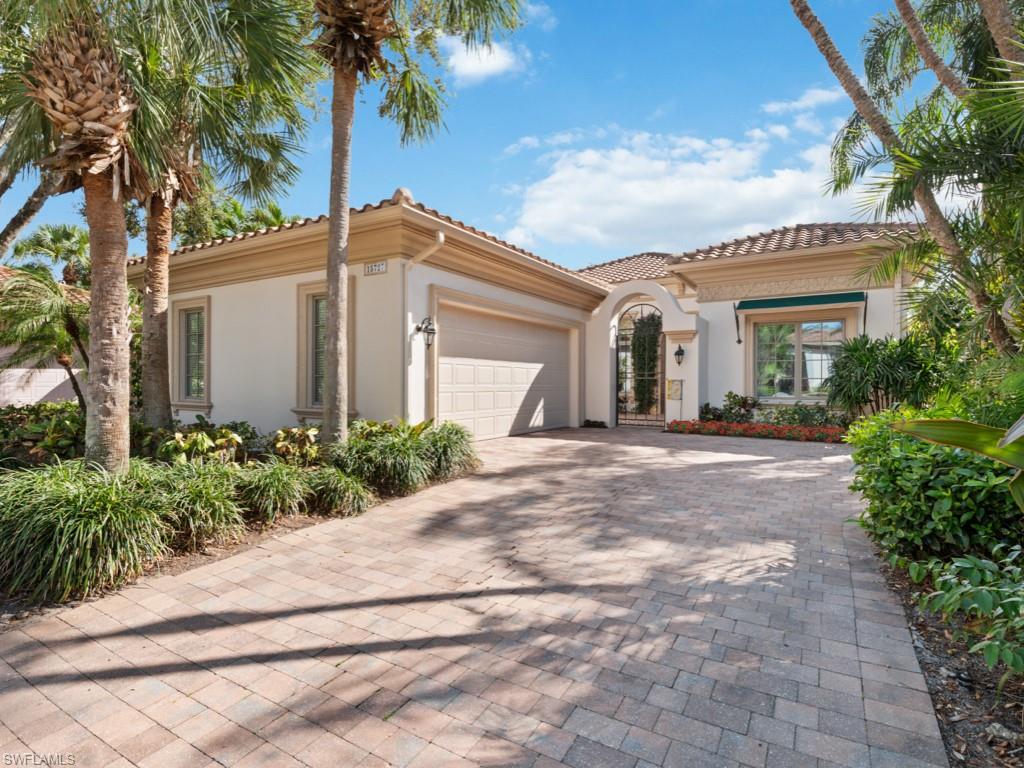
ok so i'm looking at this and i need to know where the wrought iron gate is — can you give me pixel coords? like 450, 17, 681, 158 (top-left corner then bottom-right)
616, 304, 664, 427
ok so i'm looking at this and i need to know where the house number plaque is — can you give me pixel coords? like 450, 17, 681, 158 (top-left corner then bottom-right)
364, 261, 388, 275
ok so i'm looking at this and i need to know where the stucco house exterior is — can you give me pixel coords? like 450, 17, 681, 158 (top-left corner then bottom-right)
125, 188, 914, 439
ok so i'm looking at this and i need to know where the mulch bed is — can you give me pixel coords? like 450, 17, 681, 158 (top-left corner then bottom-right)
883, 561, 1024, 766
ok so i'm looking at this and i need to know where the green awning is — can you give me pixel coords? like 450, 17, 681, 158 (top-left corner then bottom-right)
735, 291, 866, 311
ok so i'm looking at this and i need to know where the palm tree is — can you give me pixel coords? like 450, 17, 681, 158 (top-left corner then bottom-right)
1, 0, 314, 470
9, 223, 90, 286
0, 268, 89, 411
313, 0, 521, 445
789, 0, 1015, 354
137, 1, 314, 430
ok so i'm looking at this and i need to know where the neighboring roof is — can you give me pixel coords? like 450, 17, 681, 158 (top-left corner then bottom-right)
670, 222, 919, 264
126, 189, 607, 290
577, 252, 670, 284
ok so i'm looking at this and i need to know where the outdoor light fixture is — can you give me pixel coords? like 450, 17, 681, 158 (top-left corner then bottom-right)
416, 316, 437, 348
674, 344, 685, 366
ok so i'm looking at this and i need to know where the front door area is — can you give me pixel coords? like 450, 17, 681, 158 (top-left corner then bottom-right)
616, 303, 664, 426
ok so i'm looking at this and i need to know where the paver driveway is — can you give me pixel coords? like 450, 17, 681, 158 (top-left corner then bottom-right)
0, 429, 947, 768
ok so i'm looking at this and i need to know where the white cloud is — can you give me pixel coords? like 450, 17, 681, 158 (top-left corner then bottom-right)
524, 2, 558, 32
504, 135, 541, 155
502, 127, 603, 155
440, 37, 527, 86
762, 86, 845, 114
793, 112, 825, 134
504, 130, 860, 253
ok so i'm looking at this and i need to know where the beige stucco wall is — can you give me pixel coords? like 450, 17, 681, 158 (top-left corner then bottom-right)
168, 263, 406, 432
404, 262, 590, 426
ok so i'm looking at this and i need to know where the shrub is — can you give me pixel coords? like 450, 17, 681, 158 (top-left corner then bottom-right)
825, 335, 934, 415
149, 415, 247, 464
422, 422, 478, 480
148, 462, 245, 551
236, 459, 310, 524
306, 467, 373, 516
700, 392, 759, 423
667, 419, 844, 443
907, 546, 1024, 678
271, 426, 319, 465
847, 410, 1023, 558
760, 402, 850, 429
331, 420, 432, 495
0, 460, 169, 603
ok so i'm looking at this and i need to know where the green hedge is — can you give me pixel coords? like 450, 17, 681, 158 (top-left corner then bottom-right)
847, 410, 1023, 559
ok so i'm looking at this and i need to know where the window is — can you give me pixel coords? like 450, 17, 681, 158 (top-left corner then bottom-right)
754, 319, 844, 399
295, 279, 355, 416
182, 309, 206, 399
171, 296, 211, 409
310, 295, 327, 406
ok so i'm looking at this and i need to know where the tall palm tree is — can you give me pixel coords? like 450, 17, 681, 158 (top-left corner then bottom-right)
137, 1, 315, 429
789, 0, 1015, 354
313, 0, 521, 445
0, 268, 89, 411
9, 223, 90, 286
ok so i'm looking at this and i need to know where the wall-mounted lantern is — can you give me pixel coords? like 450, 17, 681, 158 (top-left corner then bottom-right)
674, 344, 685, 366
416, 316, 437, 348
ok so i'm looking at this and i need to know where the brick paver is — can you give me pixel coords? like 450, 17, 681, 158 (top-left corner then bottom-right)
0, 429, 948, 766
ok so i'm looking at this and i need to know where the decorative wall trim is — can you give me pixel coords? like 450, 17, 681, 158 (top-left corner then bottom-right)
170, 295, 211, 413
698, 275, 874, 303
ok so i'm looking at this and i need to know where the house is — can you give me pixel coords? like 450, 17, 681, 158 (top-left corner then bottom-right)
126, 188, 914, 439
0, 265, 81, 407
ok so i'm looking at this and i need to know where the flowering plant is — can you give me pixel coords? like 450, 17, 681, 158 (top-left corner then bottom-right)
666, 419, 845, 443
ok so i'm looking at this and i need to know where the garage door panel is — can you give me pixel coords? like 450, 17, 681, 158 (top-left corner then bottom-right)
437, 306, 571, 440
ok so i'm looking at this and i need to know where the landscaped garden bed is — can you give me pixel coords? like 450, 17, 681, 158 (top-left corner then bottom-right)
0, 410, 477, 609
666, 418, 845, 443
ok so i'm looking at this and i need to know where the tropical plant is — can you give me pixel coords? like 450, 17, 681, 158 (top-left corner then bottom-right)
306, 466, 373, 516
0, 268, 89, 411
825, 335, 934, 415
313, 0, 521, 444
137, 1, 315, 431
271, 426, 320, 465
0, 460, 170, 603
236, 459, 310, 524
9, 223, 90, 286
173, 191, 303, 247
142, 461, 245, 551
788, 0, 1015, 354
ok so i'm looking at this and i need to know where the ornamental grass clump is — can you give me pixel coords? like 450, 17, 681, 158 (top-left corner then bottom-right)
332, 421, 432, 496
306, 466, 373, 516
0, 460, 169, 604
236, 459, 310, 524
422, 422, 478, 480
149, 462, 245, 551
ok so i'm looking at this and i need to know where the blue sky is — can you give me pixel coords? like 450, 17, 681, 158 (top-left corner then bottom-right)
1, 0, 898, 270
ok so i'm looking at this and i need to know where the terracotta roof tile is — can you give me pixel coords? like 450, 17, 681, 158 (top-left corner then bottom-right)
576, 252, 670, 284
127, 189, 606, 290
671, 222, 919, 263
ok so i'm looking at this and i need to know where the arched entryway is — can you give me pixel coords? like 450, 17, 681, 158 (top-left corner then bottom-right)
616, 303, 663, 426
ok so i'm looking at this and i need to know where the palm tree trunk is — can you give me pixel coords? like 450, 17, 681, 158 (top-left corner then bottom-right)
893, 0, 969, 99
978, 0, 1023, 63
322, 65, 357, 446
61, 362, 87, 413
790, 0, 1015, 354
81, 172, 131, 473
0, 123, 14, 203
142, 193, 174, 428
0, 173, 59, 256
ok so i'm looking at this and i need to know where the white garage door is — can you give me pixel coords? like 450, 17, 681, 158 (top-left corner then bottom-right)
437, 305, 571, 440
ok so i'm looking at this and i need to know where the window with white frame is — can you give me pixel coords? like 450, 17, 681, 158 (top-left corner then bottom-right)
754, 318, 844, 398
